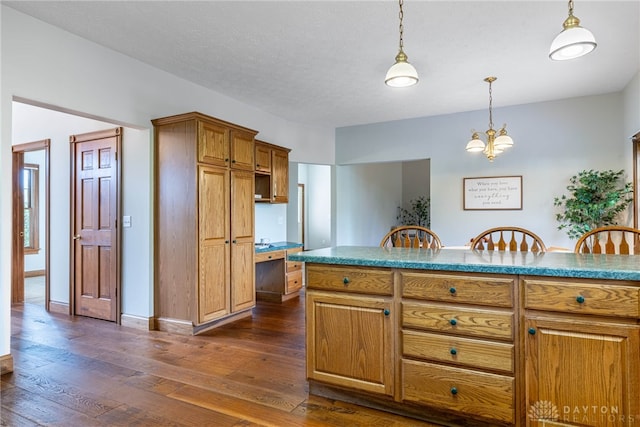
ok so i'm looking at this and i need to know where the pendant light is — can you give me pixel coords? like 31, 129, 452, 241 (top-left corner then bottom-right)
385, 0, 418, 87
465, 77, 514, 162
549, 0, 597, 61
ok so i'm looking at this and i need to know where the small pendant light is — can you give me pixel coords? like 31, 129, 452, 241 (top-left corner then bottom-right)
385, 0, 419, 87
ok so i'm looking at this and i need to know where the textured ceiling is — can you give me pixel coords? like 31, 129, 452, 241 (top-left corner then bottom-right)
4, 1, 640, 128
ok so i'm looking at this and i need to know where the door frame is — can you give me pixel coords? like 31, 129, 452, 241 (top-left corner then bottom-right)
633, 132, 639, 230
12, 140, 51, 310
70, 127, 122, 322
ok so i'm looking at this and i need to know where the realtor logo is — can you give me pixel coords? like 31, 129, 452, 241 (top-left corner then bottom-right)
528, 400, 560, 421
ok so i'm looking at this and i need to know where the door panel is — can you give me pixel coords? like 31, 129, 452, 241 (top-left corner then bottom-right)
72, 128, 121, 322
230, 170, 255, 311
198, 165, 230, 323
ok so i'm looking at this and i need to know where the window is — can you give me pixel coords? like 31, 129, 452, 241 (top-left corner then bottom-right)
23, 163, 39, 253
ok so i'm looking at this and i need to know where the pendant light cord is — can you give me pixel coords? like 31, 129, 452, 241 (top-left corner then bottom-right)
398, 0, 405, 50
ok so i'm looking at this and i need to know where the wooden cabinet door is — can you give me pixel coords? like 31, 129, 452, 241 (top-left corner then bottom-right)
525, 316, 640, 426
271, 148, 289, 203
198, 166, 230, 323
198, 121, 230, 167
230, 170, 255, 312
230, 130, 255, 171
255, 142, 271, 173
306, 291, 394, 396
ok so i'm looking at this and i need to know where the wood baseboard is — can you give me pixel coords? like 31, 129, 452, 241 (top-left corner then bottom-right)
48, 301, 69, 314
121, 314, 154, 331
0, 354, 14, 375
155, 309, 254, 336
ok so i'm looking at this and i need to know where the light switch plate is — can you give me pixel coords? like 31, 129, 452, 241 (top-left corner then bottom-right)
122, 215, 131, 228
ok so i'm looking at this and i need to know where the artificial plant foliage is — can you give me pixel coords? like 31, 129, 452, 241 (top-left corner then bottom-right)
553, 169, 633, 239
397, 196, 431, 228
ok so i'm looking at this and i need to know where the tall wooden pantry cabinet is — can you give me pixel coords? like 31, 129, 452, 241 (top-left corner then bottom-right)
153, 112, 258, 334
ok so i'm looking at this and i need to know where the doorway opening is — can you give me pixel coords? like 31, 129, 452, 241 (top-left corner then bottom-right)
12, 140, 50, 309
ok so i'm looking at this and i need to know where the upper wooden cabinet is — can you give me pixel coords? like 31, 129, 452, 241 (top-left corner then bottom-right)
254, 140, 291, 203
255, 142, 272, 173
196, 116, 255, 171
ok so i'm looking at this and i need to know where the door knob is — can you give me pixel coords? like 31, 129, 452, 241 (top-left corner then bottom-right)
73, 234, 81, 240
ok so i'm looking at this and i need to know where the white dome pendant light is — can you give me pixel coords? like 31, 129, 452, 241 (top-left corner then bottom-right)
385, 0, 419, 87
549, 0, 597, 61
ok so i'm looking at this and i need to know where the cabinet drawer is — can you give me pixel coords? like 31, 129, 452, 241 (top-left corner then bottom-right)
286, 260, 303, 273
403, 330, 514, 373
401, 271, 514, 307
402, 302, 513, 340
307, 264, 393, 296
524, 278, 640, 318
255, 250, 285, 263
286, 269, 303, 294
402, 360, 514, 424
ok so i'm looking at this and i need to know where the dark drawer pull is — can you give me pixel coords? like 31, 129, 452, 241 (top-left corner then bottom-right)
576, 295, 585, 304
449, 319, 457, 326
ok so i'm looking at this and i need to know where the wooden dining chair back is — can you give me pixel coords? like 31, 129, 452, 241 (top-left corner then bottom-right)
470, 226, 546, 253
380, 225, 442, 249
574, 226, 640, 255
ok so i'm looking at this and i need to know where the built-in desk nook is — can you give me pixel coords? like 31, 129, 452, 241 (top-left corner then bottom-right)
289, 246, 640, 427
255, 242, 304, 302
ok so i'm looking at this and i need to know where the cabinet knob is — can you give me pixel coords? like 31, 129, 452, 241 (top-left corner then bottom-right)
576, 295, 585, 304
528, 327, 536, 335
450, 348, 457, 355
225, 158, 229, 162
232, 159, 236, 163
383, 309, 390, 316
268, 255, 272, 259
449, 287, 456, 294
343, 277, 350, 284
450, 387, 458, 395
225, 240, 229, 244
232, 239, 237, 244
449, 319, 457, 326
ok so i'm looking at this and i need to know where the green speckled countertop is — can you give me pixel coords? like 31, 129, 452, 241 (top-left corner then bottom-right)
255, 241, 303, 254
288, 246, 640, 281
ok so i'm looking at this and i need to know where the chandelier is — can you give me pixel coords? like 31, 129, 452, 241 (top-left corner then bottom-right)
549, 0, 597, 61
385, 0, 418, 88
465, 77, 514, 162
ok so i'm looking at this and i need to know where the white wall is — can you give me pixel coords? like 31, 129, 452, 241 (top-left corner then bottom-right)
336, 162, 403, 246
0, 6, 335, 360
299, 163, 333, 250
336, 92, 631, 250
623, 71, 640, 140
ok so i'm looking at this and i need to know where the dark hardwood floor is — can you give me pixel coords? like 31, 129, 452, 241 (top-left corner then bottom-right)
1, 291, 442, 426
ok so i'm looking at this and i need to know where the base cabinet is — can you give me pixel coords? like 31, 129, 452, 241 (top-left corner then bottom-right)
306, 264, 394, 396
524, 277, 640, 427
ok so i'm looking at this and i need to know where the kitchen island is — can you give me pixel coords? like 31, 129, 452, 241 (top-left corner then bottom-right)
289, 247, 640, 426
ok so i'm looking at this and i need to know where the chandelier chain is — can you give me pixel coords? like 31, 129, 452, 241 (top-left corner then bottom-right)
568, 0, 574, 16
488, 80, 494, 130
398, 0, 404, 50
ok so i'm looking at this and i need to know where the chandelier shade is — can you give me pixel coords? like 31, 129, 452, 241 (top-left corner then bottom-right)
385, 0, 418, 88
549, 0, 597, 61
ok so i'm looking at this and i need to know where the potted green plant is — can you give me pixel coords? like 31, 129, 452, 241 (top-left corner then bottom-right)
553, 169, 633, 239
397, 196, 431, 228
